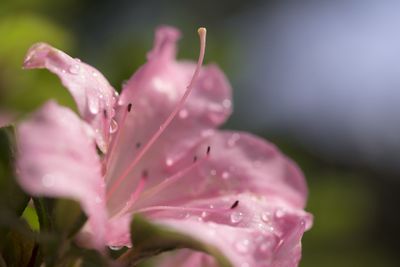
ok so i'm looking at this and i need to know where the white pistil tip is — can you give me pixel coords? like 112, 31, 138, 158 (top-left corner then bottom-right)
198, 27, 207, 35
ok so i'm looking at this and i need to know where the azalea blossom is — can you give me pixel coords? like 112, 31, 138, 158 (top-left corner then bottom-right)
16, 25, 312, 266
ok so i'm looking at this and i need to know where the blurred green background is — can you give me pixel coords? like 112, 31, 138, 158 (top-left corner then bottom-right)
1, 0, 399, 266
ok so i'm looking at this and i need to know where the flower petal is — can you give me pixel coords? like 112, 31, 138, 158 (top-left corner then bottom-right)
107, 131, 311, 253
139, 193, 311, 267
105, 26, 232, 212
134, 130, 307, 211
23, 43, 118, 152
16, 101, 107, 248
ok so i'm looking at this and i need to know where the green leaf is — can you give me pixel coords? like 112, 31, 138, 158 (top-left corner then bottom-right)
1, 225, 36, 267
119, 215, 232, 267
32, 197, 87, 267
0, 126, 30, 244
53, 198, 87, 238
33, 197, 86, 237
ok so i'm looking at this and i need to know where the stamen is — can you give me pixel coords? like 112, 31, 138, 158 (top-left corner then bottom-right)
230, 200, 239, 209
131, 155, 208, 207
136, 142, 141, 149
135, 205, 226, 215
115, 171, 148, 215
107, 28, 207, 200
104, 103, 131, 169
193, 156, 198, 163
103, 109, 108, 119
206, 146, 211, 156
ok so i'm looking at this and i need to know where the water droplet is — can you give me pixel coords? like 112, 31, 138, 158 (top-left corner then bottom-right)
92, 71, 99, 77
99, 94, 104, 99
221, 171, 230, 179
88, 98, 99, 114
222, 99, 232, 109
109, 246, 123, 251
201, 211, 208, 218
227, 133, 240, 147
42, 174, 55, 187
261, 211, 271, 223
109, 119, 118, 134
69, 64, 80, 74
234, 239, 250, 254
179, 109, 188, 119
275, 209, 285, 218
166, 158, 173, 166
230, 211, 244, 224
209, 204, 214, 209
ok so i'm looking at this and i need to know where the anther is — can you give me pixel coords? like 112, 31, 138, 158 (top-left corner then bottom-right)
103, 109, 108, 119
193, 156, 198, 163
230, 200, 239, 209
206, 146, 211, 156
136, 142, 142, 149
142, 170, 148, 179
127, 103, 132, 112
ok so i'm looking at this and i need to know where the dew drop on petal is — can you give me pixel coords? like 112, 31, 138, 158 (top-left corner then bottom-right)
230, 211, 244, 224
179, 109, 188, 119
275, 209, 285, 218
109, 119, 118, 134
165, 158, 173, 167
109, 246, 123, 251
88, 98, 100, 114
261, 211, 271, 223
201, 211, 208, 218
69, 64, 80, 74
92, 71, 99, 77
234, 239, 250, 254
222, 171, 230, 179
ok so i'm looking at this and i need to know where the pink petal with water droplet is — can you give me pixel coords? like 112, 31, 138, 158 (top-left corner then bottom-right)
16, 101, 107, 249
105, 26, 232, 213
143, 193, 311, 267
23, 43, 118, 152
133, 131, 307, 210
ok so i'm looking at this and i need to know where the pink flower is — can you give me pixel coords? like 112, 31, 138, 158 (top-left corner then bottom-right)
16, 26, 312, 266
